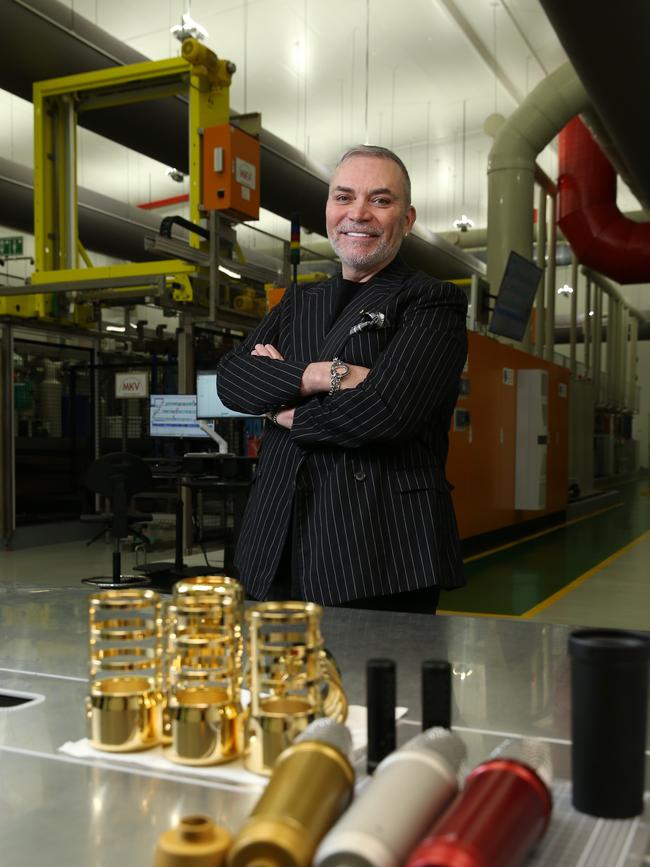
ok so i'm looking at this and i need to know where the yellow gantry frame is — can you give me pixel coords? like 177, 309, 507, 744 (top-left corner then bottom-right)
31, 40, 233, 316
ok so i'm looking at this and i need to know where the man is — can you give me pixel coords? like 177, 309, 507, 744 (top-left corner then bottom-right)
217, 145, 467, 612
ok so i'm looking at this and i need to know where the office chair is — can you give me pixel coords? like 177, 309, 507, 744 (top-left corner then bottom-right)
81, 452, 154, 588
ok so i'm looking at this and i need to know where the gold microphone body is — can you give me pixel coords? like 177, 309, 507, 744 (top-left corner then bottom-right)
228, 719, 354, 867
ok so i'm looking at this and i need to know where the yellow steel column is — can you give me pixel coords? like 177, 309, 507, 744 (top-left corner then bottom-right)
182, 38, 233, 247
33, 84, 56, 273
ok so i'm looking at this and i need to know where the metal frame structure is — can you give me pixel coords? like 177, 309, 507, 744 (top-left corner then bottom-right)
1, 321, 99, 546
29, 39, 234, 322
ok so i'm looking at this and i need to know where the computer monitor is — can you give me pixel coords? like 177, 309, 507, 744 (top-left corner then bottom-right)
196, 371, 261, 419
149, 394, 213, 438
488, 251, 543, 342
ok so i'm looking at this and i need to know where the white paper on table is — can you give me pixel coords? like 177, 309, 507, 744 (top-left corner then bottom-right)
59, 704, 407, 786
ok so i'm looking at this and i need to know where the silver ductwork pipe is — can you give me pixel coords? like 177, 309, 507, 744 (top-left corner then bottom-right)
486, 63, 589, 293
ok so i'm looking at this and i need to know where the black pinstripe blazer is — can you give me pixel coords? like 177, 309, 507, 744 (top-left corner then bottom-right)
217, 256, 468, 605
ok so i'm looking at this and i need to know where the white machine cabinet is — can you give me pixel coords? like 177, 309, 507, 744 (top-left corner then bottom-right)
515, 368, 548, 510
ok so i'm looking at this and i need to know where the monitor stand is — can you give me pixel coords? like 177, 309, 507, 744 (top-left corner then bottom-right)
197, 421, 228, 453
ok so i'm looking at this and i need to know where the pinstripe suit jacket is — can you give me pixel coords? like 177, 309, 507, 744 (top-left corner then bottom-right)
217, 256, 468, 605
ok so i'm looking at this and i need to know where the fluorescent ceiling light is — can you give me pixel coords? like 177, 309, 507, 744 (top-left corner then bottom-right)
557, 284, 574, 296
219, 265, 242, 280
106, 325, 126, 333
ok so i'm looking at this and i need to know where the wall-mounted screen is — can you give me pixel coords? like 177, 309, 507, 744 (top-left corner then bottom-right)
488, 251, 543, 342
196, 371, 261, 419
149, 394, 212, 438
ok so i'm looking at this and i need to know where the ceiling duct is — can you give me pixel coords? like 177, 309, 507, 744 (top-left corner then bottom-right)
557, 117, 650, 284
0, 156, 162, 263
539, 0, 650, 209
0, 0, 483, 279
486, 62, 589, 290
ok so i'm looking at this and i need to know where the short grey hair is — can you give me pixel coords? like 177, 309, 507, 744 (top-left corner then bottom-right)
334, 145, 412, 206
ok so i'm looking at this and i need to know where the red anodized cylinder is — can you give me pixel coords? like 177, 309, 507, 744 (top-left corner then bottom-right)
405, 758, 553, 867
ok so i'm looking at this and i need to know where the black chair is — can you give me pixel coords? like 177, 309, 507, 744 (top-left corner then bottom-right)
81, 452, 154, 588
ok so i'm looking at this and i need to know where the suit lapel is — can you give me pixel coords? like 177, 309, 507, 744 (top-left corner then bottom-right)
293, 274, 341, 360
292, 256, 414, 361
317, 257, 413, 360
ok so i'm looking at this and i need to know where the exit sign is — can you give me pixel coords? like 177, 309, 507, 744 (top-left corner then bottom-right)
0, 236, 23, 256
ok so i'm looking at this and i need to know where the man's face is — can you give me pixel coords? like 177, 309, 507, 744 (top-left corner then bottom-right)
326, 155, 416, 281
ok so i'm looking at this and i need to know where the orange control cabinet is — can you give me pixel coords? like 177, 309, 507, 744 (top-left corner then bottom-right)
202, 123, 260, 221
447, 331, 570, 540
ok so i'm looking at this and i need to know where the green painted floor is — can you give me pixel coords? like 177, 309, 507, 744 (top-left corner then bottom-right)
440, 476, 650, 617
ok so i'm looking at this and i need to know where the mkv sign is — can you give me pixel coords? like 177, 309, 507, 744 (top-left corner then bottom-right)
115, 371, 150, 399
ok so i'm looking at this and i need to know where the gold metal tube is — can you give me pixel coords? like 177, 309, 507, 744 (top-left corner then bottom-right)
245, 602, 348, 775
228, 739, 354, 867
87, 589, 164, 751
166, 686, 246, 766
86, 676, 161, 752
165, 575, 246, 765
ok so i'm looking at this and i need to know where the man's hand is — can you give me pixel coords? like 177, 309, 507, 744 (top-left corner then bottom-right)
266, 407, 295, 429
251, 343, 284, 360
300, 361, 370, 396
275, 407, 295, 429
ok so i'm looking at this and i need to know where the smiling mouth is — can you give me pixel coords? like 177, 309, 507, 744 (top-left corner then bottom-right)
340, 230, 380, 238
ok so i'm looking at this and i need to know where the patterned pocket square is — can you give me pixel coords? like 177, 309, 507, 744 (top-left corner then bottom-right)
349, 311, 388, 335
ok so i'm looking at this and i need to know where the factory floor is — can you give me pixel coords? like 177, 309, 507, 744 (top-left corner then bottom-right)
1, 475, 649, 631
440, 475, 650, 630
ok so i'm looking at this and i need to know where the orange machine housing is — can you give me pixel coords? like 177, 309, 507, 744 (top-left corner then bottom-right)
202, 123, 260, 221
447, 331, 570, 540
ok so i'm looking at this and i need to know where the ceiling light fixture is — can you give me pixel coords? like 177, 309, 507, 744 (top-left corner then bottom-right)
219, 265, 242, 280
453, 214, 474, 232
170, 13, 208, 43
106, 325, 126, 333
557, 284, 574, 296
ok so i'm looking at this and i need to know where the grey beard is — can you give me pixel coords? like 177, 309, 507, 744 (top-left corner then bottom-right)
329, 232, 402, 271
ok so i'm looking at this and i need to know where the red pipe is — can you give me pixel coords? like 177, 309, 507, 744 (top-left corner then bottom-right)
557, 117, 650, 283
137, 194, 189, 210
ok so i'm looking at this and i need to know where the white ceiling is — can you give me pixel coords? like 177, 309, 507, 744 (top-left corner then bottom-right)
0, 0, 571, 230
0, 0, 642, 257
1, 0, 648, 337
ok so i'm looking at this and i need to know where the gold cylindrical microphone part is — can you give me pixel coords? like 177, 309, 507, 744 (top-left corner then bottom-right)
88, 588, 163, 686
245, 601, 348, 774
87, 589, 164, 751
167, 686, 247, 766
155, 815, 232, 867
87, 676, 161, 752
169, 575, 244, 688
246, 697, 317, 776
227, 737, 354, 867
173, 575, 244, 609
165, 576, 246, 765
